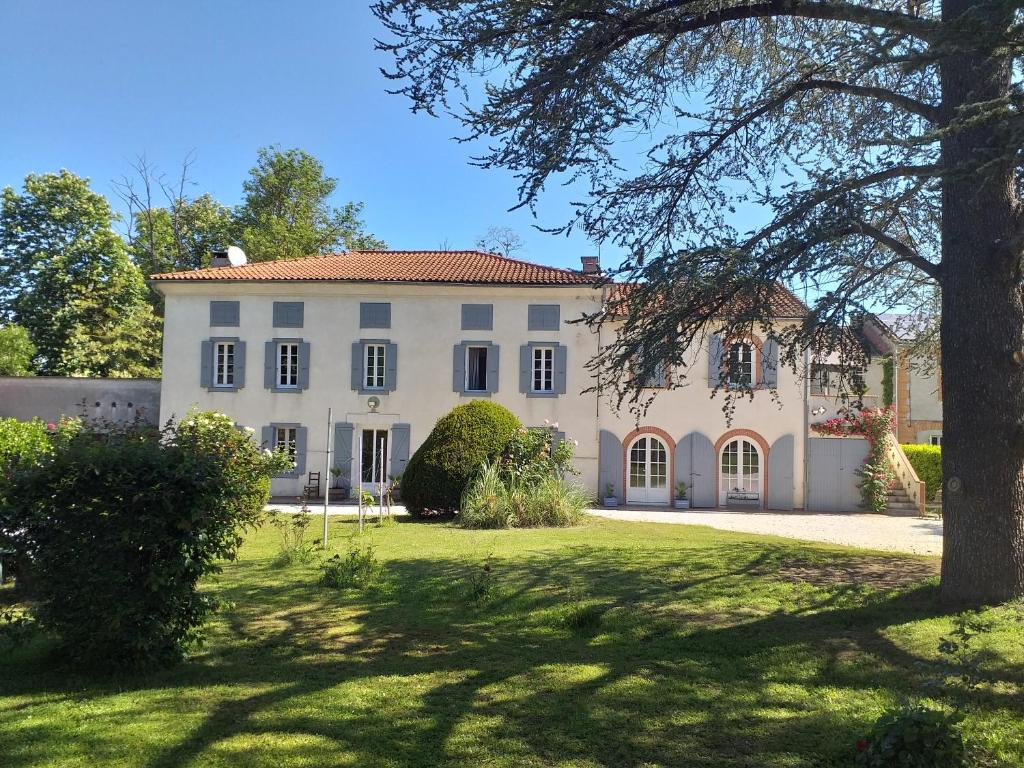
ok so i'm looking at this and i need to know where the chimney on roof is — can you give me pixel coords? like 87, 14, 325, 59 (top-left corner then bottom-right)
580, 255, 601, 275
209, 246, 248, 268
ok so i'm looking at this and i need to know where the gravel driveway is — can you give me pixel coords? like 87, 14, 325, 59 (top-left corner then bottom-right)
587, 508, 943, 556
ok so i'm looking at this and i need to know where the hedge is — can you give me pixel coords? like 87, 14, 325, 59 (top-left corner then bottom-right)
902, 444, 942, 501
402, 401, 521, 516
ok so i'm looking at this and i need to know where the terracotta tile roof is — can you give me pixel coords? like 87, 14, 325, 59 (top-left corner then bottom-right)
149, 250, 598, 286
606, 282, 807, 319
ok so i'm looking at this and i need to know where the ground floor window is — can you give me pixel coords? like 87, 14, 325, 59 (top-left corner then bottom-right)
720, 437, 761, 505
275, 426, 297, 467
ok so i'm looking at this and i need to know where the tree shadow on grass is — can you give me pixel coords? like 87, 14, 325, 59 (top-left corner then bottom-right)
1, 537, 1017, 768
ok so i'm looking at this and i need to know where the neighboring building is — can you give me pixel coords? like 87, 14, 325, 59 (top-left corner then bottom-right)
862, 313, 943, 445
0, 376, 161, 425
150, 249, 816, 509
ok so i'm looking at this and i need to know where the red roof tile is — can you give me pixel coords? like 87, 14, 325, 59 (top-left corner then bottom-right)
606, 282, 807, 319
149, 250, 598, 286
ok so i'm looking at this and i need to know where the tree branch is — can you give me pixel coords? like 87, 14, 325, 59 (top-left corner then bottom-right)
850, 219, 941, 279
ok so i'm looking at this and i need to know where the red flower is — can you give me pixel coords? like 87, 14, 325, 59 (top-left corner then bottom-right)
856, 739, 867, 752
46, 422, 57, 430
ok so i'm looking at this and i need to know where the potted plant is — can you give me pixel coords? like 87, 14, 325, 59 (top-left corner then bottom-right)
603, 482, 618, 507
329, 466, 343, 489
674, 481, 690, 509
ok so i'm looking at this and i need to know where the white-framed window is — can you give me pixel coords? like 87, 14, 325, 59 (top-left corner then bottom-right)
364, 343, 386, 390
532, 346, 554, 393
466, 346, 489, 392
727, 342, 754, 387
275, 426, 297, 466
930, 434, 942, 446
213, 341, 236, 387
277, 342, 299, 388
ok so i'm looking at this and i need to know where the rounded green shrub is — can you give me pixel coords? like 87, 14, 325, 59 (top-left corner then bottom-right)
402, 401, 521, 517
902, 444, 942, 500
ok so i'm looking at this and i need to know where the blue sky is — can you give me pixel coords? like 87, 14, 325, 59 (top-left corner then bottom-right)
0, 1, 611, 271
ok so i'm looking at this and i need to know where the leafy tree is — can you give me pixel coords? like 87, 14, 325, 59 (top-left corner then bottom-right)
375, 1, 1024, 602
0, 325, 36, 376
0, 171, 160, 376
234, 146, 386, 261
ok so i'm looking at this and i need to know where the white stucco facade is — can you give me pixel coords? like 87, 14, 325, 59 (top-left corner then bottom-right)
156, 263, 813, 509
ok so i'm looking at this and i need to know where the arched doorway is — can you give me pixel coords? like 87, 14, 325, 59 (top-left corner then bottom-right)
626, 434, 670, 504
719, 436, 763, 507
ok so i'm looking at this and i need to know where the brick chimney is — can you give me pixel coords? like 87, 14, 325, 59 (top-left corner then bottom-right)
580, 255, 601, 275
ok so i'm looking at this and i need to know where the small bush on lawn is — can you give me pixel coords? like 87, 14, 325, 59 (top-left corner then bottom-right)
319, 540, 383, 590
0, 412, 288, 669
557, 584, 604, 635
461, 463, 590, 528
902, 444, 942, 501
402, 401, 521, 517
268, 507, 318, 567
461, 551, 498, 608
854, 703, 966, 767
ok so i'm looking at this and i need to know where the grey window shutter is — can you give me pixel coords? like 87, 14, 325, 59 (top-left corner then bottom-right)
767, 434, 794, 510
762, 338, 779, 387
555, 344, 568, 394
519, 345, 531, 393
201, 340, 212, 387
360, 302, 391, 329
528, 304, 560, 331
552, 430, 566, 454
708, 334, 723, 386
390, 423, 411, 477
351, 342, 363, 391
334, 422, 354, 483
677, 431, 716, 507
273, 301, 304, 328
210, 301, 239, 327
261, 425, 274, 451
264, 341, 276, 389
234, 341, 246, 389
384, 342, 397, 392
652, 361, 666, 388
298, 342, 311, 390
598, 430, 623, 501
452, 343, 466, 392
294, 426, 308, 477
461, 304, 493, 330
486, 344, 500, 393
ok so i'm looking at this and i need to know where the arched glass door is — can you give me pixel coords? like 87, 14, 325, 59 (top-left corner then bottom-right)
626, 435, 670, 504
719, 437, 761, 506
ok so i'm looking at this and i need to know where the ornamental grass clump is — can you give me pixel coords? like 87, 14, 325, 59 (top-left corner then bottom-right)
812, 406, 897, 513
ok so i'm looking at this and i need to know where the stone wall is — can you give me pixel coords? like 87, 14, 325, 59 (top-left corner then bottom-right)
0, 377, 161, 425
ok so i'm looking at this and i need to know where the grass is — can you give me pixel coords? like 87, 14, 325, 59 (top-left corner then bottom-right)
1, 517, 1022, 767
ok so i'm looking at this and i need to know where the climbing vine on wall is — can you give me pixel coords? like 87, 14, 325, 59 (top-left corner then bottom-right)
812, 406, 897, 513
881, 356, 894, 408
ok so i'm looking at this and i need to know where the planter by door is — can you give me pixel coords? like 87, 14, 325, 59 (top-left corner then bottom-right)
626, 435, 670, 504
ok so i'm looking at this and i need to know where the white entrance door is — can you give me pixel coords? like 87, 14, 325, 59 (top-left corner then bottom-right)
626, 435, 670, 504
719, 438, 762, 507
359, 428, 389, 495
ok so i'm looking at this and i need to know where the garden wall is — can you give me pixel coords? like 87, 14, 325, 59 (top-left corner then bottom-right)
0, 377, 161, 426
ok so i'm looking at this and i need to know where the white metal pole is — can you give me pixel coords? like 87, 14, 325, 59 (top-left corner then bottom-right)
323, 407, 332, 547
378, 435, 385, 522
356, 429, 364, 534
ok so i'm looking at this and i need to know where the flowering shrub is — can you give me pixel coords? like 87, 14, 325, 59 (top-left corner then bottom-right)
499, 422, 578, 484
0, 411, 289, 669
812, 406, 897, 513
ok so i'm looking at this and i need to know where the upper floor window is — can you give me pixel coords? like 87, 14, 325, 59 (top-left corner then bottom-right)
532, 346, 554, 393
277, 342, 299, 388
727, 342, 753, 387
275, 426, 297, 466
929, 434, 942, 446
811, 363, 866, 397
466, 346, 489, 392
364, 343, 386, 390
214, 341, 236, 387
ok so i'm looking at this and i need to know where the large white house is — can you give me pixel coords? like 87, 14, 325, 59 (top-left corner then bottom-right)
152, 249, 816, 509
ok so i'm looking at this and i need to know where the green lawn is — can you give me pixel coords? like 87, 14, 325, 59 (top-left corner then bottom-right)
1, 517, 1022, 767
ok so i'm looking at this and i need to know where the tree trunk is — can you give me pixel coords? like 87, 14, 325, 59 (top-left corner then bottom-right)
939, 0, 1024, 603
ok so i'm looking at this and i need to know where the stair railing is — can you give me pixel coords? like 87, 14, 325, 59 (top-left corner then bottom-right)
885, 436, 926, 516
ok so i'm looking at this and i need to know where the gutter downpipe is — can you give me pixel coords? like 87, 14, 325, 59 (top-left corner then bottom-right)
802, 345, 811, 511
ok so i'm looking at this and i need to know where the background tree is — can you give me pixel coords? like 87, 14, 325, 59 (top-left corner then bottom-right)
375, 0, 1024, 603
234, 146, 386, 261
475, 225, 525, 258
0, 171, 160, 376
0, 324, 36, 376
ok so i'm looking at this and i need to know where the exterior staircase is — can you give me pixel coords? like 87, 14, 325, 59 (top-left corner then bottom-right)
885, 486, 919, 516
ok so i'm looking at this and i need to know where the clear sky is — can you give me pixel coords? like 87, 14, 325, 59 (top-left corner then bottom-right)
0, 0, 608, 271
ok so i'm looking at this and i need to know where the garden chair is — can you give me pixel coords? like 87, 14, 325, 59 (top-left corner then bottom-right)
303, 472, 321, 499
